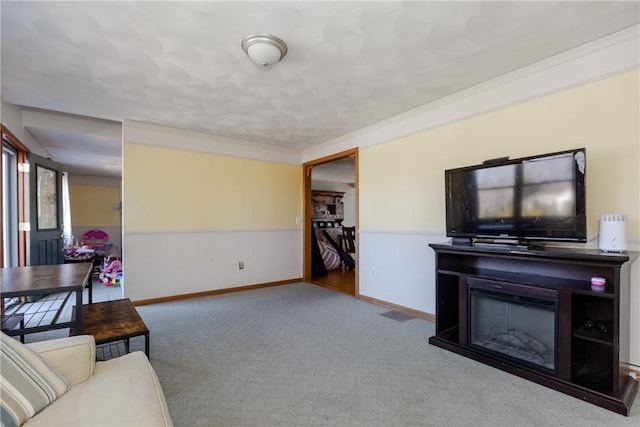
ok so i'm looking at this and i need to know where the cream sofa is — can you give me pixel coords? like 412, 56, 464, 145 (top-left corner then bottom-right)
22, 335, 173, 426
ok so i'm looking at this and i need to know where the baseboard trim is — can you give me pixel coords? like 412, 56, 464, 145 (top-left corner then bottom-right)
133, 278, 302, 306
359, 294, 435, 322
310, 281, 356, 297
621, 364, 640, 384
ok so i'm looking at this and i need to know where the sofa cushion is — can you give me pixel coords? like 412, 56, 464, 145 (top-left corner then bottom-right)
0, 333, 70, 427
27, 335, 96, 386
24, 351, 172, 426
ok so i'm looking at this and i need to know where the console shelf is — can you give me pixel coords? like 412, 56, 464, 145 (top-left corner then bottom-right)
437, 266, 616, 296
573, 325, 614, 345
429, 242, 638, 415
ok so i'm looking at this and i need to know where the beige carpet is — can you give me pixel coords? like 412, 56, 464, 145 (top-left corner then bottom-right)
124, 283, 639, 426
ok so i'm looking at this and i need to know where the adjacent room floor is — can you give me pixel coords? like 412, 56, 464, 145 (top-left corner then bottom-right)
312, 267, 356, 295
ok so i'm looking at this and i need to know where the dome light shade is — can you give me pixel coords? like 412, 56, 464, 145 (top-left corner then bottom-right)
241, 34, 287, 68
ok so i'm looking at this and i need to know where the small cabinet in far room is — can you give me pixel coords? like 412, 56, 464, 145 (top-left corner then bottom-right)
312, 190, 344, 243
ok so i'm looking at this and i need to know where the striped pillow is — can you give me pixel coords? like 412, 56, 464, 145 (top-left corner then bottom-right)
0, 332, 70, 427
319, 241, 341, 270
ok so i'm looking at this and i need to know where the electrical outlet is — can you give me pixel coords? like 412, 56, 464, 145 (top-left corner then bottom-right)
371, 268, 375, 277
239, 261, 244, 270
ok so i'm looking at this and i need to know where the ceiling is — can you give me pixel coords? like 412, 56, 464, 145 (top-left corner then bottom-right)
1, 1, 638, 178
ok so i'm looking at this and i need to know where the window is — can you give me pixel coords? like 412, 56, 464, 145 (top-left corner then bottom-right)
1, 126, 28, 268
2, 145, 19, 266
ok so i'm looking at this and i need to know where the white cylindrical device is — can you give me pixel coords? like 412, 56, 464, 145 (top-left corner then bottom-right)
598, 214, 627, 252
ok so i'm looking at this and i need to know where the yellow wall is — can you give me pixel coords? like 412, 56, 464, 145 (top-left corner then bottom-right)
69, 185, 121, 227
123, 144, 302, 232
360, 70, 640, 236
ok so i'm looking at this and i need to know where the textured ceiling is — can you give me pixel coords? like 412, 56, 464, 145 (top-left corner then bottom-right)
1, 1, 639, 177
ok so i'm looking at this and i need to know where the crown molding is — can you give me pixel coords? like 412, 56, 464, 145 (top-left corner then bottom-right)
123, 120, 302, 166
303, 25, 640, 162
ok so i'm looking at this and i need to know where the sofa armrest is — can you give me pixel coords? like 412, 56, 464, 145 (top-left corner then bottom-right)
27, 335, 96, 386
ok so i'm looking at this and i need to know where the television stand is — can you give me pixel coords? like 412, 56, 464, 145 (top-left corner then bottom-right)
429, 242, 638, 415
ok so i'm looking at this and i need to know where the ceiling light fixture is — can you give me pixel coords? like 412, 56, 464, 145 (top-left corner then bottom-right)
241, 34, 288, 68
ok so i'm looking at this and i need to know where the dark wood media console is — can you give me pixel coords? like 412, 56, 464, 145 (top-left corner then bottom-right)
429, 242, 638, 415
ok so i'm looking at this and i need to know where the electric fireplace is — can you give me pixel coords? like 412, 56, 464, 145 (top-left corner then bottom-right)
428, 243, 637, 415
468, 279, 557, 373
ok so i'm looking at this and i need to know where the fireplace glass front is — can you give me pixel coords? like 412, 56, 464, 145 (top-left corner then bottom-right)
469, 285, 557, 372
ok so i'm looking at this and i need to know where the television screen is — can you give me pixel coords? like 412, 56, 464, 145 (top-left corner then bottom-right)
445, 148, 586, 243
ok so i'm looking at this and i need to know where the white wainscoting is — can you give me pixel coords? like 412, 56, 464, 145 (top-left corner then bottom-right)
622, 238, 639, 368
584, 236, 639, 367
122, 229, 303, 301
358, 230, 447, 316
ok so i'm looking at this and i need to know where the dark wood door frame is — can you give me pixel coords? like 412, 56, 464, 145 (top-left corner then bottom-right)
303, 148, 359, 296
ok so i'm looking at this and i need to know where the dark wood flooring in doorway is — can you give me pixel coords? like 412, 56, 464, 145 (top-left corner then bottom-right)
312, 268, 356, 296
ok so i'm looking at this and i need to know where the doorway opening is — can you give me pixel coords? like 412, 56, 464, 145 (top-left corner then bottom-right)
303, 149, 358, 296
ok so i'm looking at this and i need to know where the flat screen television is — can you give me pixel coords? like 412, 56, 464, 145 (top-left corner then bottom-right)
445, 148, 586, 244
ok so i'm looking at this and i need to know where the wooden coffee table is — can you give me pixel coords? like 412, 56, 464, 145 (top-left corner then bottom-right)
71, 298, 149, 357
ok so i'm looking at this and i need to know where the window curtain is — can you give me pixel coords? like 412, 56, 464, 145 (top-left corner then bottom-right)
61, 172, 73, 245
